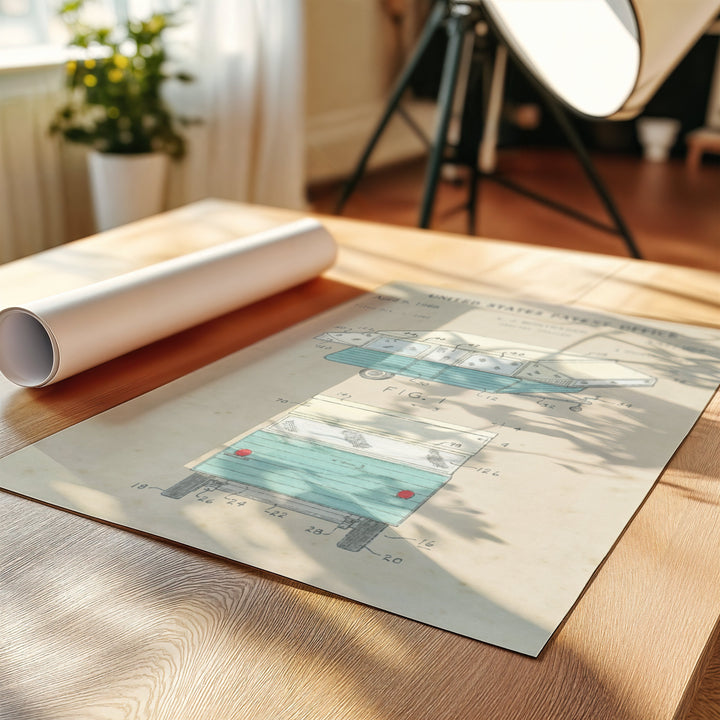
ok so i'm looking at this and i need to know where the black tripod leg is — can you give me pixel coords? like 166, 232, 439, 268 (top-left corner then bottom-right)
461, 37, 500, 235
541, 91, 643, 259
418, 10, 472, 228
467, 161, 480, 234
335, 0, 447, 214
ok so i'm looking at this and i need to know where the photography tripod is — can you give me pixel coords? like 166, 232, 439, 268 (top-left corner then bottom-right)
334, 0, 642, 259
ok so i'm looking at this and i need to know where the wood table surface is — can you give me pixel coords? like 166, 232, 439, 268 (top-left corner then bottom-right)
0, 199, 718, 720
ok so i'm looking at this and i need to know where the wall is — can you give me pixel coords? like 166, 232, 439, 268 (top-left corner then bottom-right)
0, 63, 95, 263
304, 0, 435, 184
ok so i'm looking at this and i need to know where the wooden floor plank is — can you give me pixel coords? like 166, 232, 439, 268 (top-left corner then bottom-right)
310, 148, 720, 272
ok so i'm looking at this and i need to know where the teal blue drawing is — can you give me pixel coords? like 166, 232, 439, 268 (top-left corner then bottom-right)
192, 429, 448, 525
326, 347, 583, 394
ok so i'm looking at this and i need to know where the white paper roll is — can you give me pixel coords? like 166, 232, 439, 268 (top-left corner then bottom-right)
0, 218, 337, 387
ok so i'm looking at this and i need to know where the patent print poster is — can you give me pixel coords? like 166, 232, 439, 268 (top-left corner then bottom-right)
2, 284, 719, 656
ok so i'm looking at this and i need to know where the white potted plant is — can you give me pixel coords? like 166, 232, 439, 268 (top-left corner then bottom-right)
49, 0, 193, 231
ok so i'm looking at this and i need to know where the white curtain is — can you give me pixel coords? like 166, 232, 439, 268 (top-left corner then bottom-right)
168, 0, 307, 211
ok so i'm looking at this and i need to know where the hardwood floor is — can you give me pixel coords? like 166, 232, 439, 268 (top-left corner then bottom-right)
309, 148, 720, 272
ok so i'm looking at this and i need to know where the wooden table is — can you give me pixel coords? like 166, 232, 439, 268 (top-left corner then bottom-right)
1, 199, 719, 720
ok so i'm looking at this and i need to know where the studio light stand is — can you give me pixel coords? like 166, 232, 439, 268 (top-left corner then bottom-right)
334, 0, 643, 259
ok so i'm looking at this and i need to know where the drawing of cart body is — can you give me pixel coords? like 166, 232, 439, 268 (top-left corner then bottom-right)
316, 331, 656, 393
163, 396, 494, 551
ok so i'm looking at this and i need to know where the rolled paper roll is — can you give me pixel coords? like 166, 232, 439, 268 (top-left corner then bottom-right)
0, 218, 337, 387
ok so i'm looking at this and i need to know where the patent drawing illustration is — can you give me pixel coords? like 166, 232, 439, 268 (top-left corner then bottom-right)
316, 330, 656, 394
162, 329, 655, 551
163, 395, 495, 551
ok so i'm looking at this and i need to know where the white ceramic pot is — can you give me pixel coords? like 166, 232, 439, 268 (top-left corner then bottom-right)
87, 151, 169, 232
636, 117, 681, 163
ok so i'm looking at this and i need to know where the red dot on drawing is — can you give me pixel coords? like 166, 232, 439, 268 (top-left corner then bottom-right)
234, 449, 252, 457
397, 490, 415, 499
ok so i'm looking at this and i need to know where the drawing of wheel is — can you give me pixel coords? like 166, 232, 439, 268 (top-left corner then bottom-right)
337, 518, 388, 551
359, 369, 394, 380
162, 472, 210, 499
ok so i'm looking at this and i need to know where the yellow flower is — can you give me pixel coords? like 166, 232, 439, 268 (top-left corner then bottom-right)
108, 68, 124, 83
113, 55, 129, 69
147, 16, 165, 33
83, 75, 98, 87
66, 60, 77, 74
84, 59, 96, 69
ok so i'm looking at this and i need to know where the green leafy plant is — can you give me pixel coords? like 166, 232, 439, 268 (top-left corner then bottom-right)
49, 0, 193, 158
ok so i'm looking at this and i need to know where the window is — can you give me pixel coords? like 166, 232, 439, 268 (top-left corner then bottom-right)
0, 0, 56, 48
0, 1, 180, 68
